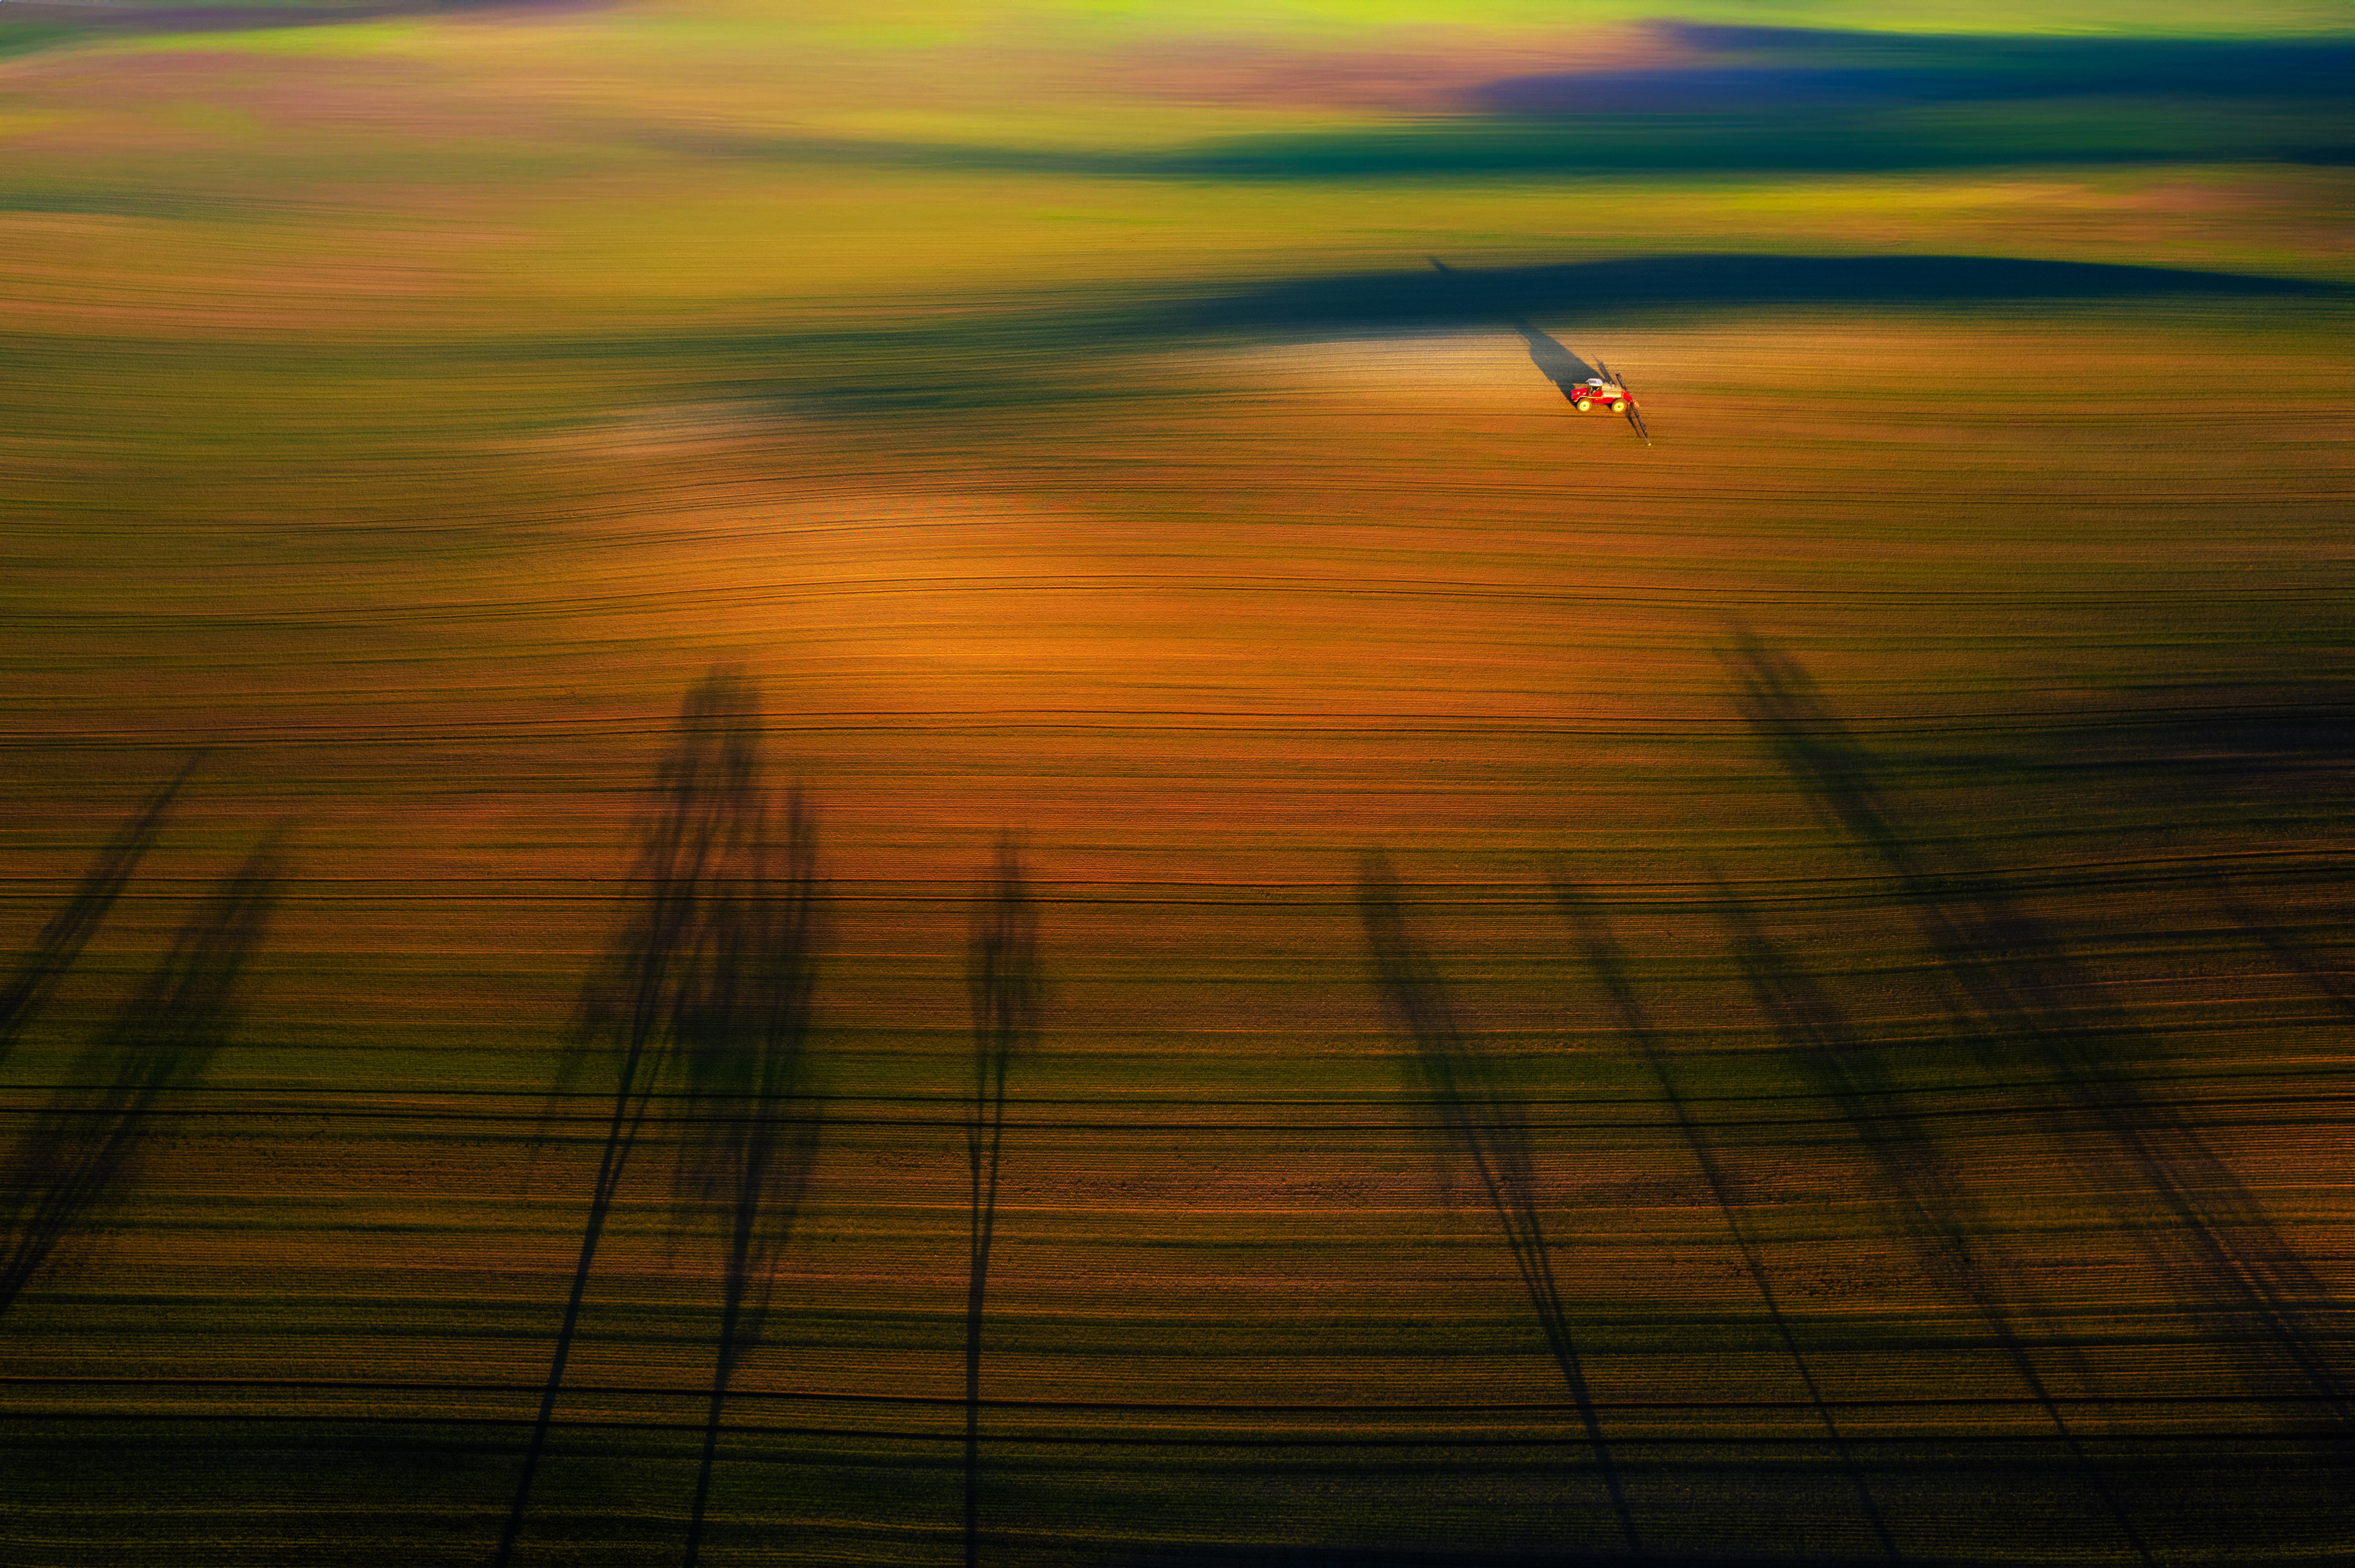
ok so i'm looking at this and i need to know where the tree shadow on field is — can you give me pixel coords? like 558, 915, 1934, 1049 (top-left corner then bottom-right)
1550, 881, 1893, 1560
965, 834, 1042, 1568
1712, 885, 2148, 1563
2083, 694, 2355, 1032
499, 667, 824, 1568
1978, 687, 2355, 1028
1727, 636, 2354, 1485
2200, 874, 2355, 1024
671, 782, 822, 1567
0, 834, 282, 1315
0, 758, 196, 1069
1354, 852, 1638, 1555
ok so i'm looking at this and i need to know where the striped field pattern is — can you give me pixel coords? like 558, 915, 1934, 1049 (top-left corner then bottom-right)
6, 305, 2350, 1563
3, 7, 2352, 1555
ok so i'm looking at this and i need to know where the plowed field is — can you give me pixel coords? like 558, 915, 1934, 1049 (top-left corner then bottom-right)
4, 5, 2352, 1564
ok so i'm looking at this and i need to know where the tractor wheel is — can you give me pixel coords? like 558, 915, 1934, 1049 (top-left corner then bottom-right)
1609, 400, 1626, 412
1572, 399, 1591, 412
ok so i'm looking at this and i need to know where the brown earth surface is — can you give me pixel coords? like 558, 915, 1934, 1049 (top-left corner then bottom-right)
5, 297, 2352, 1563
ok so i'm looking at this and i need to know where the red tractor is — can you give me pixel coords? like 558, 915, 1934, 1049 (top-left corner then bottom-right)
1568, 376, 1630, 414
1567, 363, 1649, 441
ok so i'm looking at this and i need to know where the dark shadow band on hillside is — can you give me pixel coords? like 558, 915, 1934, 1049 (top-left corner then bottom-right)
651, 104, 2355, 182
1479, 30, 2355, 115
1665, 24, 2355, 90
1147, 121, 2354, 180
1154, 253, 2345, 340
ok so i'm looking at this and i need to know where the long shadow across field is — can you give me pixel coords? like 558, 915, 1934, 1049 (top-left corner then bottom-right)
1550, 881, 1894, 1561
1712, 887, 2151, 1563
2195, 872, 2355, 1026
499, 669, 825, 1568
1727, 638, 2353, 1473
1354, 852, 1638, 1555
0, 759, 195, 1068
1428, 256, 1615, 414
672, 789, 822, 1566
0, 835, 281, 1315
965, 835, 1041, 1568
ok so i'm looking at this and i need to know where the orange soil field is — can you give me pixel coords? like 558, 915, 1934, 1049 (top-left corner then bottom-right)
5, 292, 2352, 1564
